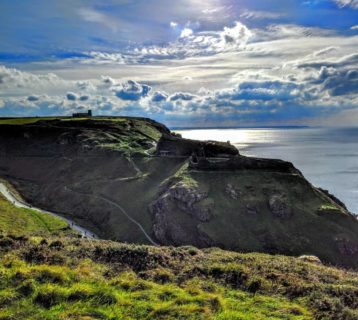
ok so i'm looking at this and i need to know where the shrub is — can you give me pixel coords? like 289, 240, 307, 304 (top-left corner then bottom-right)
153, 268, 174, 284
49, 240, 63, 249
247, 277, 261, 295
34, 288, 66, 308
17, 280, 35, 297
91, 290, 117, 306
39, 239, 48, 246
35, 268, 67, 284
23, 247, 47, 263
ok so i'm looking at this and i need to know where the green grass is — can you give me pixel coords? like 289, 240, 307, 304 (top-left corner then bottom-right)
0, 236, 357, 320
0, 246, 313, 320
171, 161, 199, 188
0, 117, 62, 125
0, 194, 69, 236
318, 204, 340, 211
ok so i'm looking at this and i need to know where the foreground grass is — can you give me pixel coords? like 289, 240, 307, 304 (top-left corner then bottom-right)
0, 195, 69, 236
0, 235, 357, 320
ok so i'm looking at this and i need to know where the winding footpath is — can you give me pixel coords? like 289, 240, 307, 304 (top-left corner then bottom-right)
64, 186, 159, 246
0, 182, 98, 239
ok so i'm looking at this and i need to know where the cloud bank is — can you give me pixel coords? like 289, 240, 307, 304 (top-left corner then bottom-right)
0, 17, 357, 127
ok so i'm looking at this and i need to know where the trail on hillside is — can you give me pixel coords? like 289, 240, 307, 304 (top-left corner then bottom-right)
65, 186, 159, 246
0, 182, 98, 239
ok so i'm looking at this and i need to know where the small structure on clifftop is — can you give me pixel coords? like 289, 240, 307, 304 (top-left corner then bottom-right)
72, 110, 92, 118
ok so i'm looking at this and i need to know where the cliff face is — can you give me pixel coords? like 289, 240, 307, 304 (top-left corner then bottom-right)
0, 117, 357, 268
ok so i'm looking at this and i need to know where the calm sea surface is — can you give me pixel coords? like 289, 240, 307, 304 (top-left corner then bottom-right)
176, 127, 358, 214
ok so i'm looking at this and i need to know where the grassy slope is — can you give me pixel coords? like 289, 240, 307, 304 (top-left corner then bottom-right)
1, 117, 356, 266
0, 194, 69, 236
0, 180, 356, 319
0, 235, 357, 320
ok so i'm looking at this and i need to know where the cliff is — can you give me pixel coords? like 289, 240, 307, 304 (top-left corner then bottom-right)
0, 117, 357, 268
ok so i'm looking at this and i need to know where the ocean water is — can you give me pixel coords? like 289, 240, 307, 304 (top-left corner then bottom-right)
176, 127, 358, 214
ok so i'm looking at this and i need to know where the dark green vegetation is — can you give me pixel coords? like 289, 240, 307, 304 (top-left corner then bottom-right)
1, 233, 358, 320
0, 117, 357, 269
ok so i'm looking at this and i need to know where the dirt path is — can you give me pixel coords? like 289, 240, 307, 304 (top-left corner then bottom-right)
64, 186, 159, 246
0, 182, 98, 239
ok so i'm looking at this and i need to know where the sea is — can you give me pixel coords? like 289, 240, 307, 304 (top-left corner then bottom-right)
175, 127, 358, 214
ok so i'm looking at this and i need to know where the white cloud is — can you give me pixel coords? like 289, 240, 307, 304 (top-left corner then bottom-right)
180, 27, 193, 38
114, 80, 151, 101
1, 18, 358, 126
351, 25, 358, 30
78, 8, 120, 32
240, 10, 283, 20
66, 92, 78, 101
334, 0, 358, 9
170, 21, 178, 28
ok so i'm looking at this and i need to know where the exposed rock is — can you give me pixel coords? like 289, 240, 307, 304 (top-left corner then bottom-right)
225, 184, 240, 200
268, 194, 292, 219
157, 133, 239, 157
170, 183, 207, 209
189, 154, 300, 174
149, 182, 214, 246
298, 255, 322, 264
246, 204, 258, 215
151, 182, 212, 223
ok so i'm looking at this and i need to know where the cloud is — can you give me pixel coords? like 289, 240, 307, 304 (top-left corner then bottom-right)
240, 10, 283, 20
27, 95, 40, 102
80, 95, 89, 101
114, 80, 151, 101
1, 14, 357, 126
297, 53, 358, 69
0, 65, 64, 92
151, 91, 168, 102
66, 92, 78, 101
169, 92, 196, 101
78, 8, 120, 32
128, 21, 253, 61
351, 25, 358, 30
170, 21, 178, 28
180, 28, 194, 38
334, 0, 358, 9
313, 67, 358, 96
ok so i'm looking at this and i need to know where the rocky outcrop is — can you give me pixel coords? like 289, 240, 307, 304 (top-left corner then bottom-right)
298, 255, 322, 264
156, 134, 239, 157
149, 182, 213, 247
189, 155, 301, 173
268, 194, 292, 219
225, 184, 241, 200
150, 182, 212, 223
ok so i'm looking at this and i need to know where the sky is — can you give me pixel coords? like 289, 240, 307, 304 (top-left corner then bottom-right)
0, 0, 357, 127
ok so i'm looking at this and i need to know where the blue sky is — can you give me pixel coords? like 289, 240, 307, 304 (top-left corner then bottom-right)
0, 0, 357, 127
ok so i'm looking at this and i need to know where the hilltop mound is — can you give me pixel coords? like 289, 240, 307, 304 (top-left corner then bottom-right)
0, 117, 357, 268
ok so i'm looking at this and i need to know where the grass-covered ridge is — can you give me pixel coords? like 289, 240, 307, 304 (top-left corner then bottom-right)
0, 235, 357, 320
0, 116, 168, 157
0, 194, 69, 236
